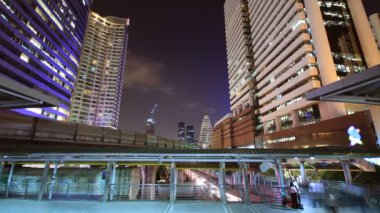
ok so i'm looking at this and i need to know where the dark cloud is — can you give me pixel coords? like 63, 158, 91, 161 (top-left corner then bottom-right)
124, 54, 174, 96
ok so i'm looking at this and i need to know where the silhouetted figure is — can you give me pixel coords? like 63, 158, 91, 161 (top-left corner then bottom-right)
290, 182, 299, 208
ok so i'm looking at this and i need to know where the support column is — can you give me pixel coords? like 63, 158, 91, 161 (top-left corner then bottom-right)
291, 110, 300, 128
102, 162, 113, 202
275, 117, 281, 131
304, 0, 346, 120
300, 161, 307, 186
48, 162, 58, 200
169, 162, 177, 203
241, 163, 250, 205
218, 162, 227, 205
38, 162, 50, 201
0, 162, 4, 181
369, 105, 380, 148
274, 160, 285, 198
346, 0, 380, 67
110, 162, 117, 200
341, 161, 352, 185
5, 162, 15, 198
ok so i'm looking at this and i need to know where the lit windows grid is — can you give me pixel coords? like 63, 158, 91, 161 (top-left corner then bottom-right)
70, 12, 128, 128
0, 0, 91, 120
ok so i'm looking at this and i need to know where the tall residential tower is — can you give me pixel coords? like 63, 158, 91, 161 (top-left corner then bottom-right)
0, 0, 92, 120
69, 12, 129, 128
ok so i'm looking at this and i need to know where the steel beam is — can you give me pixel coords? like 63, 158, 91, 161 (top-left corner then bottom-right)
218, 162, 227, 205
300, 161, 308, 185
0, 162, 4, 181
170, 162, 177, 203
102, 162, 113, 202
341, 160, 352, 184
5, 162, 15, 198
110, 162, 117, 200
48, 162, 58, 200
38, 162, 50, 201
241, 163, 250, 204
274, 159, 286, 199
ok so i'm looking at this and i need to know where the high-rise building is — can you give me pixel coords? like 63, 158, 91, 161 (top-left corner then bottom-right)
69, 11, 129, 128
177, 122, 186, 142
199, 115, 213, 147
185, 125, 195, 144
0, 0, 92, 120
213, 0, 380, 149
370, 13, 380, 50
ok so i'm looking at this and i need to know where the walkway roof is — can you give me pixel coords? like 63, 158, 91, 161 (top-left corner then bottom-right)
306, 65, 380, 105
0, 73, 60, 109
1, 147, 380, 163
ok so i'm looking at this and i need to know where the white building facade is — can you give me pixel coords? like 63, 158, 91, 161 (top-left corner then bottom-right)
223, 0, 380, 139
199, 115, 213, 146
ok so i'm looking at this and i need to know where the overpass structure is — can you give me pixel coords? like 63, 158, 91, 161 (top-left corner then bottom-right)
0, 113, 380, 205
1, 148, 379, 203
0, 113, 194, 151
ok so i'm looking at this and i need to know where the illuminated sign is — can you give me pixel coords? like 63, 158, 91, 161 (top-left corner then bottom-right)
347, 125, 363, 146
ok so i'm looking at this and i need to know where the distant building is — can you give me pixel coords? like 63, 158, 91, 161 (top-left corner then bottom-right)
185, 125, 195, 144
69, 12, 129, 128
199, 115, 212, 147
177, 122, 186, 142
213, 0, 380, 149
146, 118, 155, 136
0, 0, 92, 120
370, 13, 380, 50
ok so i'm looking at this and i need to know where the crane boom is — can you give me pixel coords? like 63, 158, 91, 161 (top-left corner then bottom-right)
150, 104, 158, 115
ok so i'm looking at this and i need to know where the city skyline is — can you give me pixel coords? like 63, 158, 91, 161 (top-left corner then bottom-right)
92, 0, 378, 138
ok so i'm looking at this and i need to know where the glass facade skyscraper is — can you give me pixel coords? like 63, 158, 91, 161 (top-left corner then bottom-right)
69, 12, 129, 128
0, 0, 92, 120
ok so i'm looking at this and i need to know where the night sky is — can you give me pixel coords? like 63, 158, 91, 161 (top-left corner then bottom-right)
92, 0, 380, 139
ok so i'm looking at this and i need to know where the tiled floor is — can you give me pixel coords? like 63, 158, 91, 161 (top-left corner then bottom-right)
0, 198, 378, 213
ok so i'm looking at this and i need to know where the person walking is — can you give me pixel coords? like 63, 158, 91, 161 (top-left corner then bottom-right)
289, 182, 299, 208
292, 177, 302, 207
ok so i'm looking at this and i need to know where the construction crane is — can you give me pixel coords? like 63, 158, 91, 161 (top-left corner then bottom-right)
146, 104, 158, 136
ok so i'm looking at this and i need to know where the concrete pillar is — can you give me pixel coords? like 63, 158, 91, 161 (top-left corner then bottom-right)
0, 162, 4, 181
274, 117, 281, 131
274, 160, 286, 198
369, 105, 380, 148
102, 162, 113, 202
218, 162, 227, 205
169, 162, 177, 203
110, 162, 117, 200
304, 0, 346, 120
300, 161, 307, 185
241, 163, 250, 204
291, 110, 300, 128
48, 162, 58, 200
38, 162, 50, 201
341, 161, 352, 185
5, 162, 15, 198
347, 0, 380, 67
141, 166, 159, 200
180, 170, 184, 183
